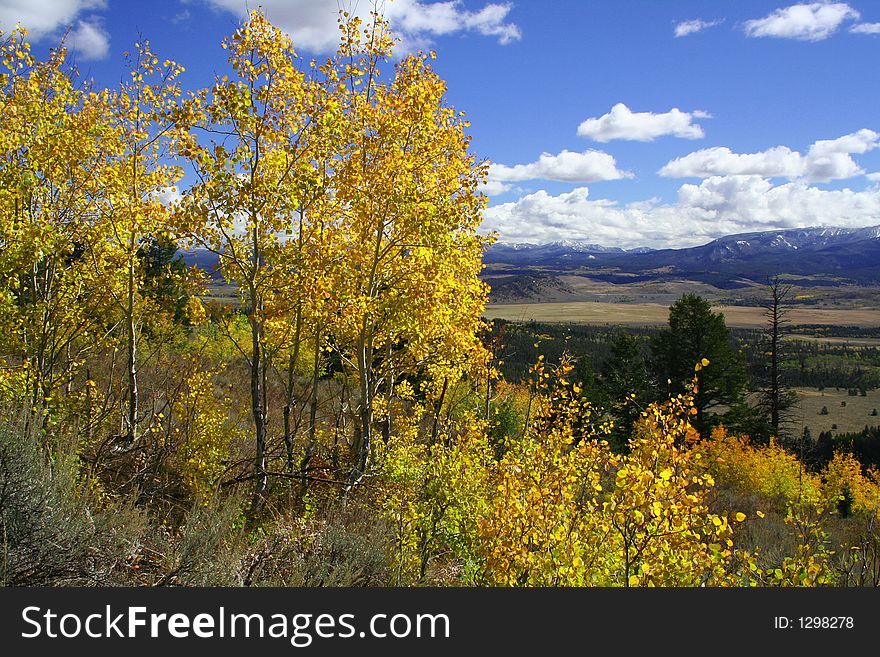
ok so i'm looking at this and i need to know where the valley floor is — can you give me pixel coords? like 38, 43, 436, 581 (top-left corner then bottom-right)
484, 301, 880, 328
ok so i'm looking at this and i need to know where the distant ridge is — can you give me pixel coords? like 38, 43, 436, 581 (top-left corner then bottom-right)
483, 225, 880, 287
181, 225, 880, 288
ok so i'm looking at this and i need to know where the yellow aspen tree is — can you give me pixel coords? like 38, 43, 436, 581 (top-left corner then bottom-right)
0, 29, 115, 425
267, 54, 346, 479
182, 12, 323, 514
98, 41, 188, 446
329, 12, 490, 484
603, 389, 735, 587
479, 363, 746, 586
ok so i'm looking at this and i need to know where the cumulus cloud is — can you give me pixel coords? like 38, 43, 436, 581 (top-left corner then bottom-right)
674, 18, 722, 37
577, 103, 710, 142
743, 2, 859, 41
676, 175, 880, 233
490, 149, 632, 184
67, 17, 109, 60
867, 172, 880, 181
479, 179, 514, 196
203, 0, 521, 53
660, 146, 802, 179
659, 129, 880, 183
850, 22, 880, 34
0, 0, 105, 37
481, 176, 880, 248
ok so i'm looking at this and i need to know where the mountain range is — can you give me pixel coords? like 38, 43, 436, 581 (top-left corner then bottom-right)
484, 225, 880, 288
181, 224, 880, 290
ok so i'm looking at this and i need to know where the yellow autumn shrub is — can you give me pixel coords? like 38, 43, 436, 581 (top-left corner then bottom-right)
699, 426, 822, 506
477, 361, 746, 587
375, 409, 493, 584
821, 452, 880, 516
174, 367, 244, 502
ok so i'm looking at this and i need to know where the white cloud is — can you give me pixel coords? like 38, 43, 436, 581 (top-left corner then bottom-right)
490, 149, 632, 184
660, 146, 803, 179
576, 103, 710, 142
0, 0, 105, 38
659, 129, 880, 183
481, 176, 880, 248
482, 187, 646, 245
67, 17, 109, 60
744, 2, 859, 41
867, 172, 880, 181
808, 129, 880, 156
676, 175, 880, 233
203, 0, 521, 53
462, 3, 521, 44
674, 18, 722, 37
850, 22, 880, 34
479, 179, 513, 196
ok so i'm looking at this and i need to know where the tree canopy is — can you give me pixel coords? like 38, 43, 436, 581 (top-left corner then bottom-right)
651, 293, 748, 434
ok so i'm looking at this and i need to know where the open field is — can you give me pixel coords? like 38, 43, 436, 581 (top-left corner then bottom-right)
483, 270, 880, 310
792, 388, 880, 436
483, 301, 880, 329
788, 336, 880, 347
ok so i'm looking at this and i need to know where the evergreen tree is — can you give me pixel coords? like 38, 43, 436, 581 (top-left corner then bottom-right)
651, 294, 748, 435
599, 330, 652, 451
137, 236, 191, 325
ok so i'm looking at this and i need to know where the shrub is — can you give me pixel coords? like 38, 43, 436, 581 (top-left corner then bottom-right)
148, 494, 246, 586
0, 415, 147, 586
173, 367, 245, 502
241, 508, 393, 586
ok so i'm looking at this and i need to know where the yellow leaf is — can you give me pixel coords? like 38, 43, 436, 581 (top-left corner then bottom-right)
734, 512, 746, 522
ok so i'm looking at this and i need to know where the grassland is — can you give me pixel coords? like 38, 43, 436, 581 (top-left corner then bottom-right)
484, 301, 880, 329
791, 387, 879, 436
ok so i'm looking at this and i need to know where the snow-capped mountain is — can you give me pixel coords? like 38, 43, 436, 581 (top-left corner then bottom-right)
484, 240, 644, 265
483, 225, 880, 286
182, 225, 880, 287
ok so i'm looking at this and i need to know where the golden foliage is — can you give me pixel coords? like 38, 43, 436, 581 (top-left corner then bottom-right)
174, 367, 244, 502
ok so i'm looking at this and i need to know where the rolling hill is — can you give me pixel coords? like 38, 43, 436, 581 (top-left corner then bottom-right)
484, 225, 880, 288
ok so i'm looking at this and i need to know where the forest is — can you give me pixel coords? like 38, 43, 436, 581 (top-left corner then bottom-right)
2, 10, 880, 588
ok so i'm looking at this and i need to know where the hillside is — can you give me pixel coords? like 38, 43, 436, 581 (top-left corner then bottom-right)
483, 225, 880, 288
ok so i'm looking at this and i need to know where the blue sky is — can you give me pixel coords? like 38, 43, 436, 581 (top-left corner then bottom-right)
2, 0, 880, 248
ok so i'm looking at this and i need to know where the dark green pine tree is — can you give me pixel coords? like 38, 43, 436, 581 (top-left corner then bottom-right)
137, 235, 191, 326
598, 330, 653, 452
650, 293, 748, 436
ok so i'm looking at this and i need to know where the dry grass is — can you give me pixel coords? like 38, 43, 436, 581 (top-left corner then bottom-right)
793, 387, 880, 436
484, 301, 880, 329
